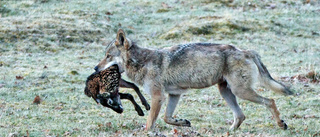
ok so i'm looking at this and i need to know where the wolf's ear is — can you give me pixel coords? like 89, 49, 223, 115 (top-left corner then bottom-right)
115, 29, 131, 50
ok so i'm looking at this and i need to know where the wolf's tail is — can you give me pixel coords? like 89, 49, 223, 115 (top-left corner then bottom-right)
250, 51, 294, 95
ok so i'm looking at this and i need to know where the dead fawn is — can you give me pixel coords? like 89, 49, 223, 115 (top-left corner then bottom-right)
84, 64, 150, 116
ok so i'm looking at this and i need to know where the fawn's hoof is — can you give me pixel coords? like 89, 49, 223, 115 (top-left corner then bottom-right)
135, 107, 144, 116
144, 103, 150, 111
137, 111, 144, 116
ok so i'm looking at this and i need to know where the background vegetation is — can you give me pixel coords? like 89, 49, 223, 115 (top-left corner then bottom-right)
0, 0, 319, 136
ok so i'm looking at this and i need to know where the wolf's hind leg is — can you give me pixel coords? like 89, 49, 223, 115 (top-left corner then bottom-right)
164, 94, 191, 127
231, 87, 288, 130
225, 57, 288, 130
218, 81, 245, 130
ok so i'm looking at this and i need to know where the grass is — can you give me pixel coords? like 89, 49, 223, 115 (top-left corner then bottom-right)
0, 0, 320, 136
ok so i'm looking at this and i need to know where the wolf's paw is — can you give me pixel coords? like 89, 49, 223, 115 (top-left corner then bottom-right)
184, 119, 191, 127
278, 120, 288, 130
165, 117, 191, 127
229, 116, 245, 131
175, 119, 191, 127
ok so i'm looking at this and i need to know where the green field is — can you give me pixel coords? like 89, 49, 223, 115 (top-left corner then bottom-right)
1, 0, 319, 136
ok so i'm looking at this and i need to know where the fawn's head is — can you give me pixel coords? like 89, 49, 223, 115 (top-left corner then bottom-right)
96, 92, 123, 113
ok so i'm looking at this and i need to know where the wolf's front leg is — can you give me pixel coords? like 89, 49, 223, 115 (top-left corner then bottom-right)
146, 88, 165, 130
164, 94, 191, 127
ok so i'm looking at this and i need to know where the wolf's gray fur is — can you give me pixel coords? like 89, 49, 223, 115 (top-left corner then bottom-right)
96, 29, 293, 130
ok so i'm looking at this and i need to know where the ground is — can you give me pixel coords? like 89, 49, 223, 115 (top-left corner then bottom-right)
0, 0, 319, 136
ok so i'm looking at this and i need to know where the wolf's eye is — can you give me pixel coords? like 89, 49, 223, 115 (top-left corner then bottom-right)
106, 54, 111, 58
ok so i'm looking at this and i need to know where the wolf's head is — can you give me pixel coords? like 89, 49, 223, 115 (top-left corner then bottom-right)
95, 29, 132, 73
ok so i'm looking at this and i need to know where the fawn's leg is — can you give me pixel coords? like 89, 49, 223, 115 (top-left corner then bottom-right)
120, 79, 150, 110
218, 81, 245, 130
119, 93, 144, 116
164, 94, 191, 127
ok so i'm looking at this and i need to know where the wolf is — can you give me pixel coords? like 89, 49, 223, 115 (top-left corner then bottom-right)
95, 29, 293, 130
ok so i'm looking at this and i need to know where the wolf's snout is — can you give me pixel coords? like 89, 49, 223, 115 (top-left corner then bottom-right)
94, 66, 99, 72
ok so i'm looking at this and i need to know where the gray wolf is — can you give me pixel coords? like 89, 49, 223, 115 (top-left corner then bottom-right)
95, 29, 293, 130
84, 64, 150, 116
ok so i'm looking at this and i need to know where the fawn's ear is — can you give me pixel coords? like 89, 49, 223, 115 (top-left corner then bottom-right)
115, 29, 131, 50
